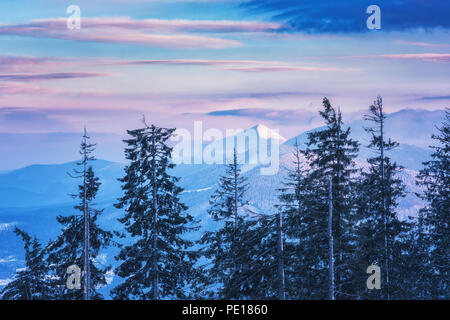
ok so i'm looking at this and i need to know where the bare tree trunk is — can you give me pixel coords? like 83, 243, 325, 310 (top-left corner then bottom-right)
24, 283, 32, 300
151, 126, 159, 300
293, 140, 304, 296
328, 177, 335, 300
83, 128, 90, 301
380, 102, 390, 300
234, 149, 238, 233
277, 212, 286, 300
232, 149, 239, 294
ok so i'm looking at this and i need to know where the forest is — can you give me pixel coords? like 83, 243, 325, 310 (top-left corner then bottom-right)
1, 97, 448, 300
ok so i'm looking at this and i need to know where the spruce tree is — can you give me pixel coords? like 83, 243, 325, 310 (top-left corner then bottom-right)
403, 212, 432, 299
415, 109, 449, 299
270, 140, 310, 299
112, 121, 198, 300
45, 129, 113, 300
302, 97, 360, 299
354, 97, 408, 299
200, 149, 260, 299
1, 228, 51, 300
241, 212, 286, 300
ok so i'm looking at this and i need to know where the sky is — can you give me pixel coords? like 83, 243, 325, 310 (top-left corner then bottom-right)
0, 0, 449, 168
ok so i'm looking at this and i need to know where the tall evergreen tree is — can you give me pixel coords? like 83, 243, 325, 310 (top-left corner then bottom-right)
302, 97, 360, 299
200, 149, 261, 299
253, 140, 318, 300
112, 121, 198, 300
1, 228, 51, 300
270, 140, 310, 299
46, 129, 113, 300
240, 211, 286, 300
403, 212, 433, 299
354, 97, 408, 299
415, 109, 449, 299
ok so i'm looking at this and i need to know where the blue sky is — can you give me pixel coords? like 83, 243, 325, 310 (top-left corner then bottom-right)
0, 0, 449, 168
244, 0, 450, 32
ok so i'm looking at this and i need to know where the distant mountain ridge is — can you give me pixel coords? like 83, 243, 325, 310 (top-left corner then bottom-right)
0, 108, 443, 209
0, 108, 443, 170
0, 109, 437, 212
0, 159, 122, 208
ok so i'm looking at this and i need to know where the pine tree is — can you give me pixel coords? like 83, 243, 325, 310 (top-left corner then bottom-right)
302, 97, 360, 299
415, 109, 449, 299
45, 129, 113, 300
354, 97, 408, 299
271, 140, 310, 299
276, 211, 286, 300
200, 149, 260, 299
327, 176, 335, 300
1, 228, 51, 300
112, 121, 198, 300
403, 212, 433, 299
239, 212, 285, 300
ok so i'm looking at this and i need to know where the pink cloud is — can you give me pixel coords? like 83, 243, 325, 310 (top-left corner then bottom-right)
0, 82, 63, 95
107, 59, 277, 66
222, 65, 361, 73
0, 17, 283, 49
0, 72, 106, 82
395, 41, 450, 48
106, 58, 360, 73
0, 54, 359, 82
377, 53, 450, 62
0, 56, 52, 71
0, 55, 95, 74
330, 53, 450, 63
61, 17, 283, 33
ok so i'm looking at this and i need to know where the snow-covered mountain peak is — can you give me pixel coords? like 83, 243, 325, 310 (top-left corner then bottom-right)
248, 124, 286, 143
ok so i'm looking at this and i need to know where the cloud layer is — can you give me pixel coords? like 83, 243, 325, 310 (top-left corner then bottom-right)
191, 107, 318, 125
0, 72, 105, 82
109, 58, 361, 73
0, 17, 283, 49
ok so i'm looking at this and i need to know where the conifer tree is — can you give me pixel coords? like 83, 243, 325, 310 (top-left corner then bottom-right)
241, 212, 285, 300
402, 212, 432, 299
1, 228, 51, 300
200, 149, 260, 299
276, 211, 286, 300
269, 140, 310, 299
112, 121, 198, 300
415, 109, 449, 299
355, 97, 408, 299
46, 129, 113, 300
302, 97, 360, 299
